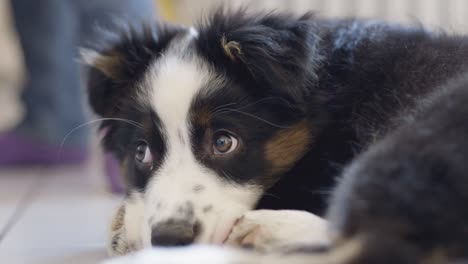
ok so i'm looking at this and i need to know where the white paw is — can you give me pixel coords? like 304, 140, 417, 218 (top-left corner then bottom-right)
108, 203, 145, 256
225, 210, 329, 252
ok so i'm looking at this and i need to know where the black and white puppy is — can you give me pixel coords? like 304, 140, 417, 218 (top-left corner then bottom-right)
84, 8, 468, 263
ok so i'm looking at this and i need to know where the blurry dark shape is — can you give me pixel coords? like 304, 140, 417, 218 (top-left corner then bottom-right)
0, 0, 156, 192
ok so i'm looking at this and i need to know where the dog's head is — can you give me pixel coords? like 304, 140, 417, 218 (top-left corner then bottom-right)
83, 10, 323, 248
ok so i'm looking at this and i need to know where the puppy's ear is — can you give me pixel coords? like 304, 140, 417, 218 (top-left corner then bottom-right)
199, 10, 322, 102
80, 49, 122, 80
81, 24, 186, 117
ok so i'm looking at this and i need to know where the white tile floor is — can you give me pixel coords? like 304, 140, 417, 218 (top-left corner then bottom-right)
0, 4, 122, 262
0, 162, 122, 264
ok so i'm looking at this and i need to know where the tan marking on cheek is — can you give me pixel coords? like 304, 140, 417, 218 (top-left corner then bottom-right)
221, 35, 242, 62
265, 120, 312, 175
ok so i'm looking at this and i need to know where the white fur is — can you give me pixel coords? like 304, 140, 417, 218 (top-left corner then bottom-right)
103, 246, 254, 264
225, 210, 329, 252
124, 28, 262, 249
108, 194, 147, 256
103, 242, 362, 264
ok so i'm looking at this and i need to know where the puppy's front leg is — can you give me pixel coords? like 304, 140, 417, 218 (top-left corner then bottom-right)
108, 200, 146, 256
225, 210, 329, 253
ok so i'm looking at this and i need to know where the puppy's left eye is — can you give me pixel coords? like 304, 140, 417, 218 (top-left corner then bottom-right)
213, 132, 239, 155
135, 141, 153, 165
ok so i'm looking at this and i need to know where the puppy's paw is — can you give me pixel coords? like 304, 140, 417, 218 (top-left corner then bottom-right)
108, 205, 142, 256
108, 205, 131, 256
225, 210, 329, 252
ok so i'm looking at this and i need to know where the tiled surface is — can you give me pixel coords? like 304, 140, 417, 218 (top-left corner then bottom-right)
0, 248, 109, 264
0, 2, 122, 263
0, 169, 38, 233
0, 165, 122, 264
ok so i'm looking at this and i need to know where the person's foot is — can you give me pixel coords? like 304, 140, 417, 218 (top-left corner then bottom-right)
0, 131, 88, 166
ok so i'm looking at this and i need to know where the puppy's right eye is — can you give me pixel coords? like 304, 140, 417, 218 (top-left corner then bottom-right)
135, 141, 153, 167
212, 131, 239, 155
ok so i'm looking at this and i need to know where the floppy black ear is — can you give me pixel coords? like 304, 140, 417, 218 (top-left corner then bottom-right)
198, 9, 322, 102
81, 24, 186, 117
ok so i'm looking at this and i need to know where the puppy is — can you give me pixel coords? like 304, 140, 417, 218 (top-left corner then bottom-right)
84, 8, 468, 263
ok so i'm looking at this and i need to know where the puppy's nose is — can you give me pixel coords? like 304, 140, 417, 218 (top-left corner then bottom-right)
151, 220, 196, 247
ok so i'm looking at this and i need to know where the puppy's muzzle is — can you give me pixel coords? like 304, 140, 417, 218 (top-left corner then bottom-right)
151, 220, 197, 247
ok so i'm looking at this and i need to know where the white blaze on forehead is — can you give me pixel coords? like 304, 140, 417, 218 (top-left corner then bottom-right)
151, 54, 208, 130
138, 28, 262, 244
146, 29, 214, 204
147, 27, 213, 133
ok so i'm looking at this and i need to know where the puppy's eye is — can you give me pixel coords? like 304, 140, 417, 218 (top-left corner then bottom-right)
213, 132, 239, 155
135, 142, 153, 165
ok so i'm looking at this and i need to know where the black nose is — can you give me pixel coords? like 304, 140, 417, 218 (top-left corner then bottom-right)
151, 220, 196, 247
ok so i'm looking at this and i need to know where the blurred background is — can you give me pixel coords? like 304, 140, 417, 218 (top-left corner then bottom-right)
0, 0, 467, 263
2, 0, 468, 129
160, 0, 468, 27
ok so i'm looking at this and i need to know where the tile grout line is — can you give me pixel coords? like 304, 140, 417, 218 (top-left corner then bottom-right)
0, 172, 46, 244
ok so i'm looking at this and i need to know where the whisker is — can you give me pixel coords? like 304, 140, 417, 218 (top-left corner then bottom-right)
212, 97, 292, 117
58, 118, 144, 160
236, 96, 293, 111
212, 102, 238, 112
210, 104, 238, 118
221, 170, 237, 183
261, 191, 281, 200
216, 108, 291, 128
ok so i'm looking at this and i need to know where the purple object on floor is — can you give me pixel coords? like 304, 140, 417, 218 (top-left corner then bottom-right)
104, 152, 125, 194
0, 132, 88, 166
100, 127, 125, 194
0, 130, 125, 194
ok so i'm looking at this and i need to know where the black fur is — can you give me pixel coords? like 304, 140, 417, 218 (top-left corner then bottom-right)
86, 24, 183, 116
85, 9, 468, 263
196, 9, 323, 104
328, 75, 468, 259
